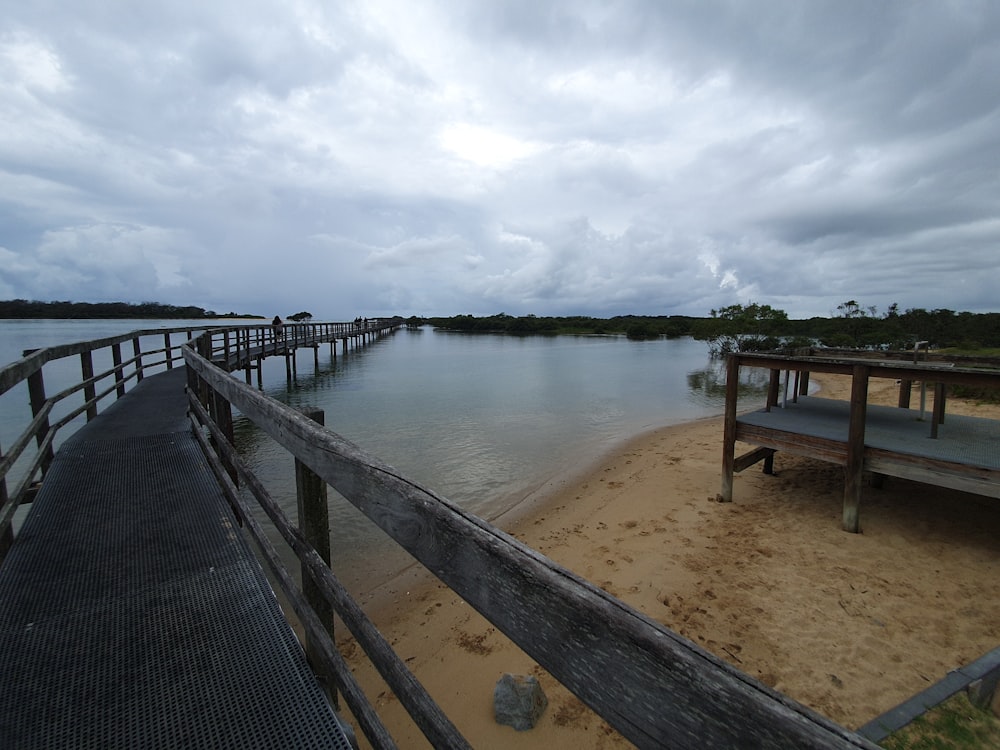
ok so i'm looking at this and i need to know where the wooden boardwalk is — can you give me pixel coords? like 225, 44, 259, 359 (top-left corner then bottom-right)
0, 368, 353, 748
2, 326, 895, 748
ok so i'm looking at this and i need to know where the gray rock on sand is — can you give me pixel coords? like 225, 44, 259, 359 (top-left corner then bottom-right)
494, 673, 548, 731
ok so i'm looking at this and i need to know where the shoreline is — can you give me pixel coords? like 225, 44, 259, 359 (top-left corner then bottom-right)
350, 412, 726, 622
343, 375, 1000, 748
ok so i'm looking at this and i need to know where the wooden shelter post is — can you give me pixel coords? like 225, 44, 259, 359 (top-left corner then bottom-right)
843, 364, 869, 533
766, 368, 780, 411
720, 354, 740, 502
164, 332, 174, 370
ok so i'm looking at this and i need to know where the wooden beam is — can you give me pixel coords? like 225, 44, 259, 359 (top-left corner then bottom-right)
733, 446, 776, 473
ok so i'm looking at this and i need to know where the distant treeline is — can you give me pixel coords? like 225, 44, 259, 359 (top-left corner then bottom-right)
0, 299, 262, 320
415, 313, 695, 339
414, 305, 1000, 351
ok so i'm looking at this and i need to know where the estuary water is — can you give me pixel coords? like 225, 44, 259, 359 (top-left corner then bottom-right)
0, 319, 739, 592
233, 326, 739, 590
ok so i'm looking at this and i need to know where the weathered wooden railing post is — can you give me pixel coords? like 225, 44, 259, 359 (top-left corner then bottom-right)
239, 328, 252, 384
843, 364, 869, 533
80, 351, 98, 421
222, 329, 231, 369
164, 332, 173, 370
112, 343, 126, 398
214, 390, 236, 484
132, 337, 144, 382
0, 446, 11, 562
295, 407, 335, 704
196, 335, 213, 409
26, 365, 55, 474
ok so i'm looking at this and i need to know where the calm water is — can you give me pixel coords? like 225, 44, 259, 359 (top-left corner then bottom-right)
0, 320, 748, 592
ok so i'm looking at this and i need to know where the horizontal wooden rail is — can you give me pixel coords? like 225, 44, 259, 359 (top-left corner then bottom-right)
187, 394, 407, 750
184, 336, 876, 749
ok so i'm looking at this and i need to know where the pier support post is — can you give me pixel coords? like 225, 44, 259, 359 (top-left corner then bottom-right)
80, 351, 98, 421
295, 407, 335, 705
26, 367, 55, 474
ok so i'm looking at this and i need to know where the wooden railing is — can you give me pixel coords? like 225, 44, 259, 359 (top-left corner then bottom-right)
183, 332, 878, 749
0, 325, 218, 556
202, 318, 401, 377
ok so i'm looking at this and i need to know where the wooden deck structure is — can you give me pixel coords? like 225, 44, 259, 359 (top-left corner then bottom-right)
720, 349, 1000, 532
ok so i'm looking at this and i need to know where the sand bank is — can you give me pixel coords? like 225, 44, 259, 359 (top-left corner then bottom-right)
341, 374, 1000, 748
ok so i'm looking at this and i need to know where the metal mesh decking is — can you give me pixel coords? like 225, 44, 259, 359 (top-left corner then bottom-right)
0, 369, 352, 749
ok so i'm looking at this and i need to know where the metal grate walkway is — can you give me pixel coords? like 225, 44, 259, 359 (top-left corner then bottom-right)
0, 368, 351, 749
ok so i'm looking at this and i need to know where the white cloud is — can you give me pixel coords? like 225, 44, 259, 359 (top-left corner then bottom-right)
439, 123, 541, 169
0, 1, 998, 318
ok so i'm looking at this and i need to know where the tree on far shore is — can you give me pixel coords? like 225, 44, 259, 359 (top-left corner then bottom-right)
694, 302, 789, 357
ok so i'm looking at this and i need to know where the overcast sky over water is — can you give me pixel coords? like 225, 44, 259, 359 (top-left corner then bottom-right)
2, 2, 998, 320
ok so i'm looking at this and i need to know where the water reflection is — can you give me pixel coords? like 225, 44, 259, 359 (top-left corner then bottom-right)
230, 330, 731, 595
686, 359, 772, 401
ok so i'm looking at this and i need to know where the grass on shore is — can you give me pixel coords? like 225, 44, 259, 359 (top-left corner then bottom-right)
879, 692, 1000, 749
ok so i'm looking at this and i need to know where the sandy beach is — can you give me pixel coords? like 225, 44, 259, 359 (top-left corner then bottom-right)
341, 374, 1000, 748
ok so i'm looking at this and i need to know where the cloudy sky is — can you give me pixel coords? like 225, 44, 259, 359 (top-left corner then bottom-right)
2, 1, 998, 320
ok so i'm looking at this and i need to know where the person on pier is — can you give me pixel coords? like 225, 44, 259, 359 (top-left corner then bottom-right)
272, 315, 284, 342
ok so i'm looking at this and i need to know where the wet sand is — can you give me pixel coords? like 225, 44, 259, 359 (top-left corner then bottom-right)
341, 374, 1000, 748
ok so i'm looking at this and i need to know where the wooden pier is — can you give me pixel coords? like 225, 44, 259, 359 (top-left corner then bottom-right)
207, 318, 401, 385
0, 368, 354, 748
720, 349, 1000, 532
2, 324, 891, 747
